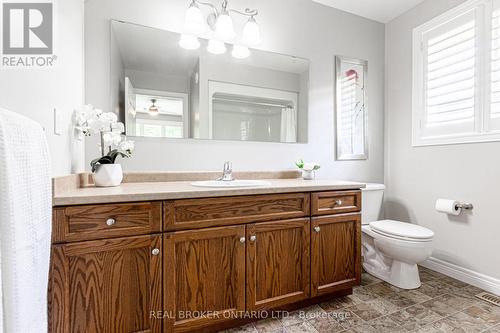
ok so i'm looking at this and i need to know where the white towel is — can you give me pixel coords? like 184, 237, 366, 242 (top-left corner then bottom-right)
0, 108, 52, 333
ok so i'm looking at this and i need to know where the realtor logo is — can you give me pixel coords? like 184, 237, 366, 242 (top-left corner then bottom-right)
2, 2, 55, 67
3, 3, 53, 54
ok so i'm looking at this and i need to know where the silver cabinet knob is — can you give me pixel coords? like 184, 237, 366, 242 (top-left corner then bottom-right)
239, 237, 246, 243
151, 248, 160, 256
314, 226, 321, 233
334, 199, 342, 206
106, 218, 116, 226
250, 235, 256, 242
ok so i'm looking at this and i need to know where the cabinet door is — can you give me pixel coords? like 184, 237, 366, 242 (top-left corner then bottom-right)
49, 235, 162, 333
246, 218, 310, 310
311, 214, 361, 297
164, 226, 246, 333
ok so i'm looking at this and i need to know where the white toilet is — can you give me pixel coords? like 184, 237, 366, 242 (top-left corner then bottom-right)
361, 184, 434, 289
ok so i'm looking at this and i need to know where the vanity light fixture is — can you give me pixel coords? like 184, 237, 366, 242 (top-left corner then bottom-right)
241, 16, 261, 47
207, 39, 226, 54
231, 45, 250, 59
184, 1, 206, 35
214, 9, 235, 41
180, 0, 261, 52
179, 34, 201, 50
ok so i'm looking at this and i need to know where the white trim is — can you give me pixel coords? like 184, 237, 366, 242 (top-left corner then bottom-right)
414, 0, 487, 33
413, 129, 500, 146
412, 0, 500, 147
421, 256, 500, 295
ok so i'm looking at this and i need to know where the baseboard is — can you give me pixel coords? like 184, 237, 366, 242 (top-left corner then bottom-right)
421, 257, 500, 296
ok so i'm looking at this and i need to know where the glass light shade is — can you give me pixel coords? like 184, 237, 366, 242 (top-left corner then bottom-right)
207, 39, 226, 54
184, 3, 205, 34
148, 105, 159, 116
214, 12, 236, 41
242, 17, 261, 46
179, 34, 200, 50
232, 45, 250, 59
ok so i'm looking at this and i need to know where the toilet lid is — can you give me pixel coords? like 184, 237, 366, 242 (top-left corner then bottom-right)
369, 220, 434, 240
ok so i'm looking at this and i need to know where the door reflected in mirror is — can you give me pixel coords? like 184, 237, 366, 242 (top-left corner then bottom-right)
111, 20, 309, 143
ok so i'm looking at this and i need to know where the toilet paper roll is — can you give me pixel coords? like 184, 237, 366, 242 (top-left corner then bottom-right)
435, 199, 461, 216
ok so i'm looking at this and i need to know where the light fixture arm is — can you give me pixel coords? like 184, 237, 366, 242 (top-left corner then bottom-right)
193, 0, 219, 16
191, 0, 258, 18
228, 8, 258, 18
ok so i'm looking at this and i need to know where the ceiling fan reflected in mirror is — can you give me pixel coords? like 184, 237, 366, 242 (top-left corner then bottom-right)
148, 98, 159, 116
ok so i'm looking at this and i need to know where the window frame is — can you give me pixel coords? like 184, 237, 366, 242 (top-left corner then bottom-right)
412, 0, 500, 146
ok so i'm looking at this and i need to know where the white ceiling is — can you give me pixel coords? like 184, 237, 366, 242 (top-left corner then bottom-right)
311, 0, 425, 23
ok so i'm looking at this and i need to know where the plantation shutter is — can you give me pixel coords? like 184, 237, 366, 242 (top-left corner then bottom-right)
421, 9, 477, 138
491, 0, 500, 128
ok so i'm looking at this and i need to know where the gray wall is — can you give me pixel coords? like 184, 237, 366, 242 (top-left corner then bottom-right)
85, 0, 385, 182
385, 0, 500, 279
0, 0, 84, 176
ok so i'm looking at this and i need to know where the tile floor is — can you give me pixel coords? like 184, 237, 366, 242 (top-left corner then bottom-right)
219, 267, 500, 333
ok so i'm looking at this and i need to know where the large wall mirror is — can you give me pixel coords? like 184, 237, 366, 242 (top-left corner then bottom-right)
110, 20, 309, 143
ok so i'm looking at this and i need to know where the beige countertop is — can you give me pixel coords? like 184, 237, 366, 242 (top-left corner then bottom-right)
53, 177, 366, 206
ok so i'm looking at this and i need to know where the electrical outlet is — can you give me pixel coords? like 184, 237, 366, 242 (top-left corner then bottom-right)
53, 108, 61, 135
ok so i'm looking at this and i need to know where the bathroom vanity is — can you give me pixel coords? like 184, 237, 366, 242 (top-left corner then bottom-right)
49, 173, 364, 332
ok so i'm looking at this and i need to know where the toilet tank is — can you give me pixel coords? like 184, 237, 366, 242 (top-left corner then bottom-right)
361, 183, 386, 225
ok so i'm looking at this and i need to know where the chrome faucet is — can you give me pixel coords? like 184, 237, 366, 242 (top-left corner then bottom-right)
218, 161, 234, 181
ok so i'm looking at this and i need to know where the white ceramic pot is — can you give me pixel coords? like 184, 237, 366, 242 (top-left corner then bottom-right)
302, 169, 315, 180
93, 164, 123, 187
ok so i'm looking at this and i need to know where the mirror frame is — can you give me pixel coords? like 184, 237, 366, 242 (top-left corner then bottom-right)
334, 55, 369, 160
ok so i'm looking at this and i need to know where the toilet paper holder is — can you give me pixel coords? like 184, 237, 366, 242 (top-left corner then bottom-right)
455, 202, 474, 210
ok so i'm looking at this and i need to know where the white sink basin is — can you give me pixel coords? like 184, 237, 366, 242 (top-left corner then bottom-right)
191, 180, 272, 188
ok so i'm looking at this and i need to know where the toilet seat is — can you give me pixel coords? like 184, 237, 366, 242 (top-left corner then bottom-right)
369, 220, 434, 242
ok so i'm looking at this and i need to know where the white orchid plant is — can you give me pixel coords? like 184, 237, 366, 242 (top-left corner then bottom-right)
75, 105, 134, 172
295, 159, 321, 171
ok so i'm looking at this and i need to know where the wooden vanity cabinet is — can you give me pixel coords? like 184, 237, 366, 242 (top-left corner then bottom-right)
311, 213, 362, 296
49, 234, 162, 333
50, 190, 361, 333
246, 218, 310, 311
163, 226, 246, 333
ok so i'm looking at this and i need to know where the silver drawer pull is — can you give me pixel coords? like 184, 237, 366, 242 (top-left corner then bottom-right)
334, 199, 342, 206
314, 226, 321, 233
151, 248, 160, 256
239, 237, 246, 243
106, 218, 116, 226
250, 235, 256, 242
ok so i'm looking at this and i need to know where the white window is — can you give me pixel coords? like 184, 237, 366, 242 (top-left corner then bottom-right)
413, 0, 500, 145
135, 119, 184, 138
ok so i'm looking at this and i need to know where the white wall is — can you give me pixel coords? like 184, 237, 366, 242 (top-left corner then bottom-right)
385, 0, 500, 279
85, 0, 385, 182
0, 0, 85, 177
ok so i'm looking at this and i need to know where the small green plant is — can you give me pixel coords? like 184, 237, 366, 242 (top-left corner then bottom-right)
90, 147, 133, 172
295, 159, 320, 171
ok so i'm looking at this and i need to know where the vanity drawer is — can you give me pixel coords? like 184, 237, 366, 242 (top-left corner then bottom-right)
164, 193, 310, 230
52, 202, 162, 243
311, 191, 361, 216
